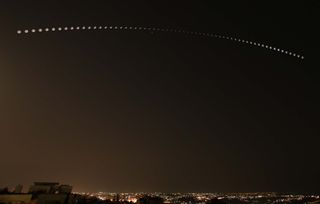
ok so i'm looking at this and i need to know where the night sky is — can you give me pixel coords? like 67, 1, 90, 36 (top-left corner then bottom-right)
0, 1, 319, 193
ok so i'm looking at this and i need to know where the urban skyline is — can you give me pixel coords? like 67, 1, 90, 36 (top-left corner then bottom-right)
1, 182, 320, 204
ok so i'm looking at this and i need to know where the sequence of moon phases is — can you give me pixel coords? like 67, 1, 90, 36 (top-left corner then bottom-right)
17, 25, 304, 60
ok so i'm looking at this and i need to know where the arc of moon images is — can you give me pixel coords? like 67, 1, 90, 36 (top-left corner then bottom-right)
17, 25, 304, 60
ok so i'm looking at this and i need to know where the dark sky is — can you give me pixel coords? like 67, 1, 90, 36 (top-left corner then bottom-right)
0, 1, 319, 193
